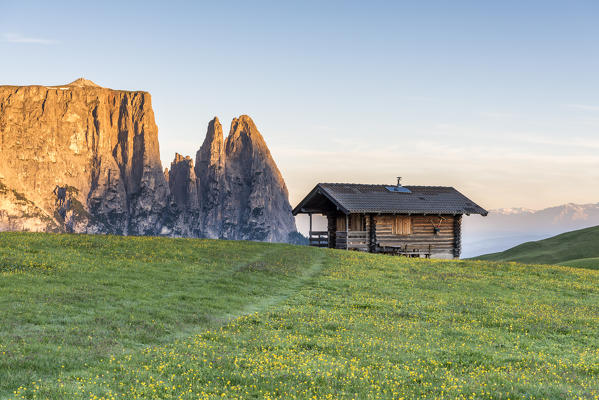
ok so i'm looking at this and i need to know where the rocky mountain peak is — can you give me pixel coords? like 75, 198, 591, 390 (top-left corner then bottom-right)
219, 115, 294, 242
67, 78, 101, 87
196, 117, 225, 175
200, 117, 224, 157
226, 115, 272, 169
230, 114, 256, 130
228, 115, 265, 144
173, 153, 193, 165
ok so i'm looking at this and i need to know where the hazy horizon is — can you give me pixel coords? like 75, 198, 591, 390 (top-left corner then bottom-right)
2, 1, 598, 212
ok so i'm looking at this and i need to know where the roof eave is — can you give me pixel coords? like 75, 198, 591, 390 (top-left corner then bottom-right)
316, 185, 350, 214
341, 209, 488, 215
292, 184, 350, 215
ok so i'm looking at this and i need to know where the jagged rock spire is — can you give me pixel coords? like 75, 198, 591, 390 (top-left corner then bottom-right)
197, 117, 225, 171
195, 117, 225, 238
220, 115, 296, 242
168, 153, 198, 210
172, 115, 296, 241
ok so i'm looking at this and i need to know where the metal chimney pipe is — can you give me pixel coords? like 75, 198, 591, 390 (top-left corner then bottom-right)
397, 176, 402, 186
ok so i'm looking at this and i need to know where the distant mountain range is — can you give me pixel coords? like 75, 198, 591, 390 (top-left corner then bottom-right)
462, 203, 599, 258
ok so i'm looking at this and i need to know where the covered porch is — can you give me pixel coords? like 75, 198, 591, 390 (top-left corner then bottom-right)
305, 212, 372, 251
293, 184, 370, 251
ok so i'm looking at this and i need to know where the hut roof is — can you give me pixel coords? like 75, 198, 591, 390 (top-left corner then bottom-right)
293, 183, 488, 216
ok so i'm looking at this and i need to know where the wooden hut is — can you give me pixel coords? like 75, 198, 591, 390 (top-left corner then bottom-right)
292, 179, 487, 259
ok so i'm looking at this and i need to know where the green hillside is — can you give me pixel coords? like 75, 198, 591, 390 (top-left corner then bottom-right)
474, 225, 599, 267
558, 256, 599, 269
1, 232, 599, 399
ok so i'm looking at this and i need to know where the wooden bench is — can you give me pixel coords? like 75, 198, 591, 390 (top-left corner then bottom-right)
378, 245, 431, 258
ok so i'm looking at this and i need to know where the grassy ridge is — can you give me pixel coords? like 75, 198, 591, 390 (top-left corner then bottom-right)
2, 233, 599, 399
474, 225, 599, 266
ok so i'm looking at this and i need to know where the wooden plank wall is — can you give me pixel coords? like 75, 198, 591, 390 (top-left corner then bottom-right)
375, 215, 456, 257
348, 231, 369, 251
336, 231, 347, 249
328, 213, 459, 259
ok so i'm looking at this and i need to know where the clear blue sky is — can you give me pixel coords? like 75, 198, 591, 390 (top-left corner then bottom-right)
2, 0, 598, 211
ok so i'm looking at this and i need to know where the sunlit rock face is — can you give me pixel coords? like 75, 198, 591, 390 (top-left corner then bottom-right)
0, 79, 297, 241
0, 79, 169, 235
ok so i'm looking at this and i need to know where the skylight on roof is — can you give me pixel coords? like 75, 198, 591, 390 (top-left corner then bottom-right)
385, 186, 411, 193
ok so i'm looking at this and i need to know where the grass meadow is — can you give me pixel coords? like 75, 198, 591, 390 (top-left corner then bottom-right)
1, 232, 599, 399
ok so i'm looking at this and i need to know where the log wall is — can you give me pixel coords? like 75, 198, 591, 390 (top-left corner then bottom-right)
375, 214, 456, 258
327, 213, 459, 259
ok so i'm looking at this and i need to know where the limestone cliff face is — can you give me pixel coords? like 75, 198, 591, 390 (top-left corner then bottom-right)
0, 79, 169, 235
0, 79, 297, 241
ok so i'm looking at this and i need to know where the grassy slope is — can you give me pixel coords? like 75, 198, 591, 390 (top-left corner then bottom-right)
559, 257, 599, 270
0, 233, 324, 399
2, 233, 599, 399
474, 225, 599, 266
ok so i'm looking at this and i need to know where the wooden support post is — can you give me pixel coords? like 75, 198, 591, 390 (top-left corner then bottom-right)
454, 214, 462, 258
327, 214, 336, 249
345, 214, 349, 250
309, 213, 313, 234
368, 214, 376, 253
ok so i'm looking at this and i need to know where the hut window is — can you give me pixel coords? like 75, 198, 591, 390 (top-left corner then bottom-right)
349, 214, 365, 231
392, 216, 412, 235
